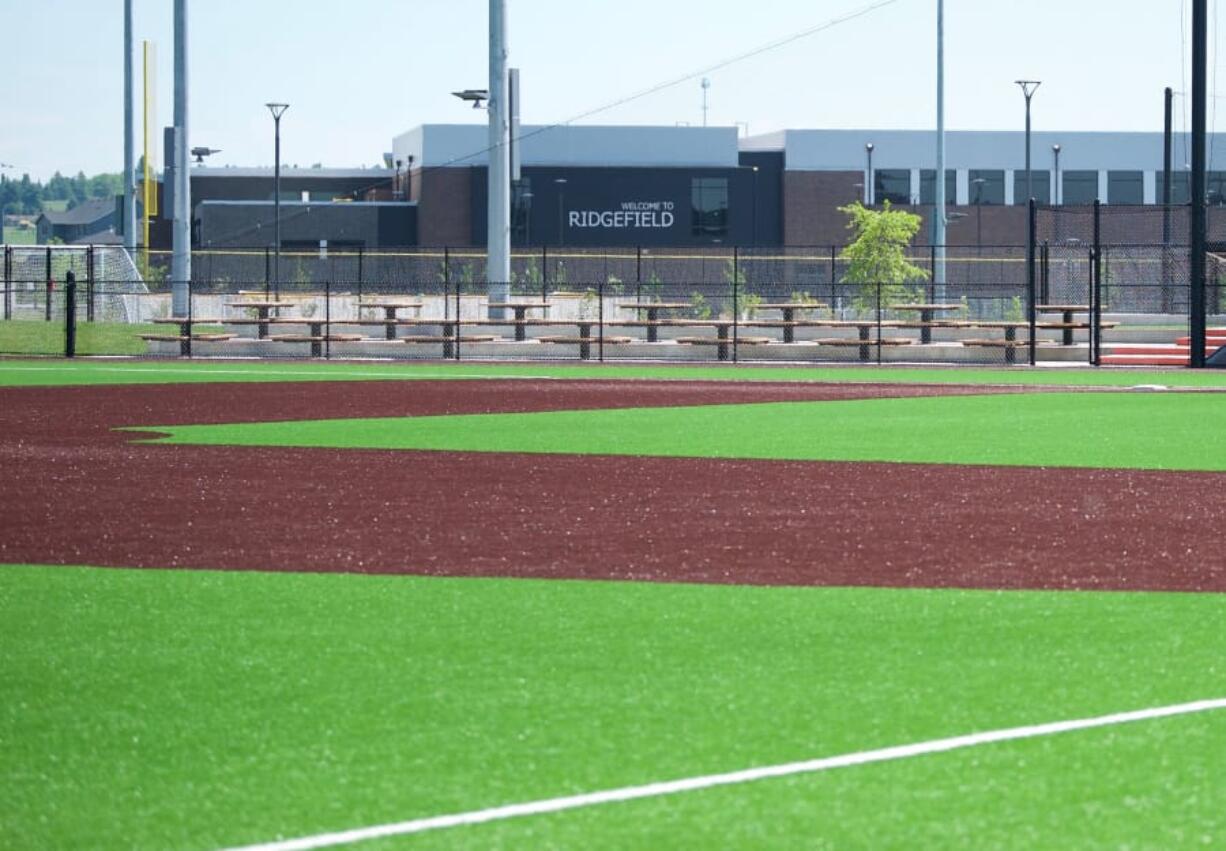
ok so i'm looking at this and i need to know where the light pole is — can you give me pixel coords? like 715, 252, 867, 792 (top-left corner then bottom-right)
554, 177, 567, 246
265, 103, 288, 292
972, 177, 985, 247
934, 0, 947, 301
1052, 144, 1061, 205
751, 165, 759, 247
865, 142, 874, 205
1015, 80, 1041, 203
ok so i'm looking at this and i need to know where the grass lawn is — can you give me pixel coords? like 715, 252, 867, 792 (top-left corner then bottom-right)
0, 320, 173, 356
2, 565, 1224, 849
2, 226, 36, 245
7, 357, 1226, 388
142, 392, 1226, 472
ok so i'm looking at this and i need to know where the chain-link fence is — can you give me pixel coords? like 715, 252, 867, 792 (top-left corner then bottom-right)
1036, 203, 1200, 363
6, 274, 1055, 366
1, 234, 1205, 365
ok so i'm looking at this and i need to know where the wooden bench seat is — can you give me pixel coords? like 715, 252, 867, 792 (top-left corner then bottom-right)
537, 335, 634, 344
675, 336, 772, 346
536, 334, 633, 360
139, 333, 237, 343
165, 317, 271, 326
399, 334, 499, 344
269, 334, 364, 343
814, 337, 913, 346
1035, 321, 1119, 330
960, 338, 1034, 348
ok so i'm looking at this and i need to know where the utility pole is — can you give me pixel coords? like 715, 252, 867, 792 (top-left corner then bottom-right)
123, 0, 136, 251
701, 78, 710, 127
170, 0, 190, 316
487, 0, 511, 319
934, 0, 947, 300
1191, 0, 1208, 367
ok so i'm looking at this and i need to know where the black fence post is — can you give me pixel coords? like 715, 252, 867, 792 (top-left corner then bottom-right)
325, 279, 332, 360
86, 246, 96, 322
264, 247, 271, 299
635, 245, 642, 303
929, 244, 936, 303
64, 271, 76, 358
732, 246, 739, 363
1092, 199, 1102, 366
45, 246, 52, 322
830, 245, 838, 312
875, 279, 883, 365
598, 278, 605, 362
4, 245, 11, 321
184, 277, 193, 358
1027, 198, 1038, 366
455, 262, 462, 362
1040, 241, 1049, 305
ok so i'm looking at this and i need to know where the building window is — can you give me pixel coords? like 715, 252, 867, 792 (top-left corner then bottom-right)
874, 169, 911, 205
1012, 169, 1050, 205
1107, 171, 1144, 204
969, 170, 1005, 205
919, 170, 957, 205
1062, 170, 1099, 205
1156, 171, 1192, 204
691, 177, 728, 237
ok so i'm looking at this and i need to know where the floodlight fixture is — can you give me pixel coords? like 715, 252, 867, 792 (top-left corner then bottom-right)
452, 89, 489, 109
191, 147, 221, 164
265, 102, 289, 120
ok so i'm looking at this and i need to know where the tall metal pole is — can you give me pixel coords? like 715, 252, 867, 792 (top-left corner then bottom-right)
266, 104, 288, 289
487, 0, 511, 318
1163, 87, 1173, 248
123, 0, 136, 251
934, 0, 946, 300
865, 143, 874, 205
170, 0, 190, 316
1191, 0, 1208, 367
1016, 81, 1041, 205
1052, 144, 1061, 205
274, 113, 281, 288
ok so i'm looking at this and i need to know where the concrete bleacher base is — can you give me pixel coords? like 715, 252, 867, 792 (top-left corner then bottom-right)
140, 336, 1095, 363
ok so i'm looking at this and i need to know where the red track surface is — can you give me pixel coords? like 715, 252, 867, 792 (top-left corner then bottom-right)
1, 379, 1223, 592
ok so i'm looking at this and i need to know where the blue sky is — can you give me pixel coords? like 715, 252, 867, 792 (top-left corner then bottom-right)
1, 0, 1214, 180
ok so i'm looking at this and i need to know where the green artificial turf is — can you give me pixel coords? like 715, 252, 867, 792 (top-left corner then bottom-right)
142, 391, 1226, 472
7, 356, 1226, 388
1, 565, 1224, 849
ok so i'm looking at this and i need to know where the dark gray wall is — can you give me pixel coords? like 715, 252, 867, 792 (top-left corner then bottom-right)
468, 164, 781, 248
197, 201, 416, 249
190, 173, 390, 205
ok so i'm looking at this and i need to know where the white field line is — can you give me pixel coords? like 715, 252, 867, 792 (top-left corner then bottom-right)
222, 697, 1226, 851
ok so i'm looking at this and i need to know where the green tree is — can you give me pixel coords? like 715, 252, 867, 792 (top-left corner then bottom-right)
838, 201, 928, 312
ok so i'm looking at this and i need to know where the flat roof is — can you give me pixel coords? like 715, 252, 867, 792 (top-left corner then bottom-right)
746, 128, 1226, 171
392, 124, 741, 169
192, 167, 393, 179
